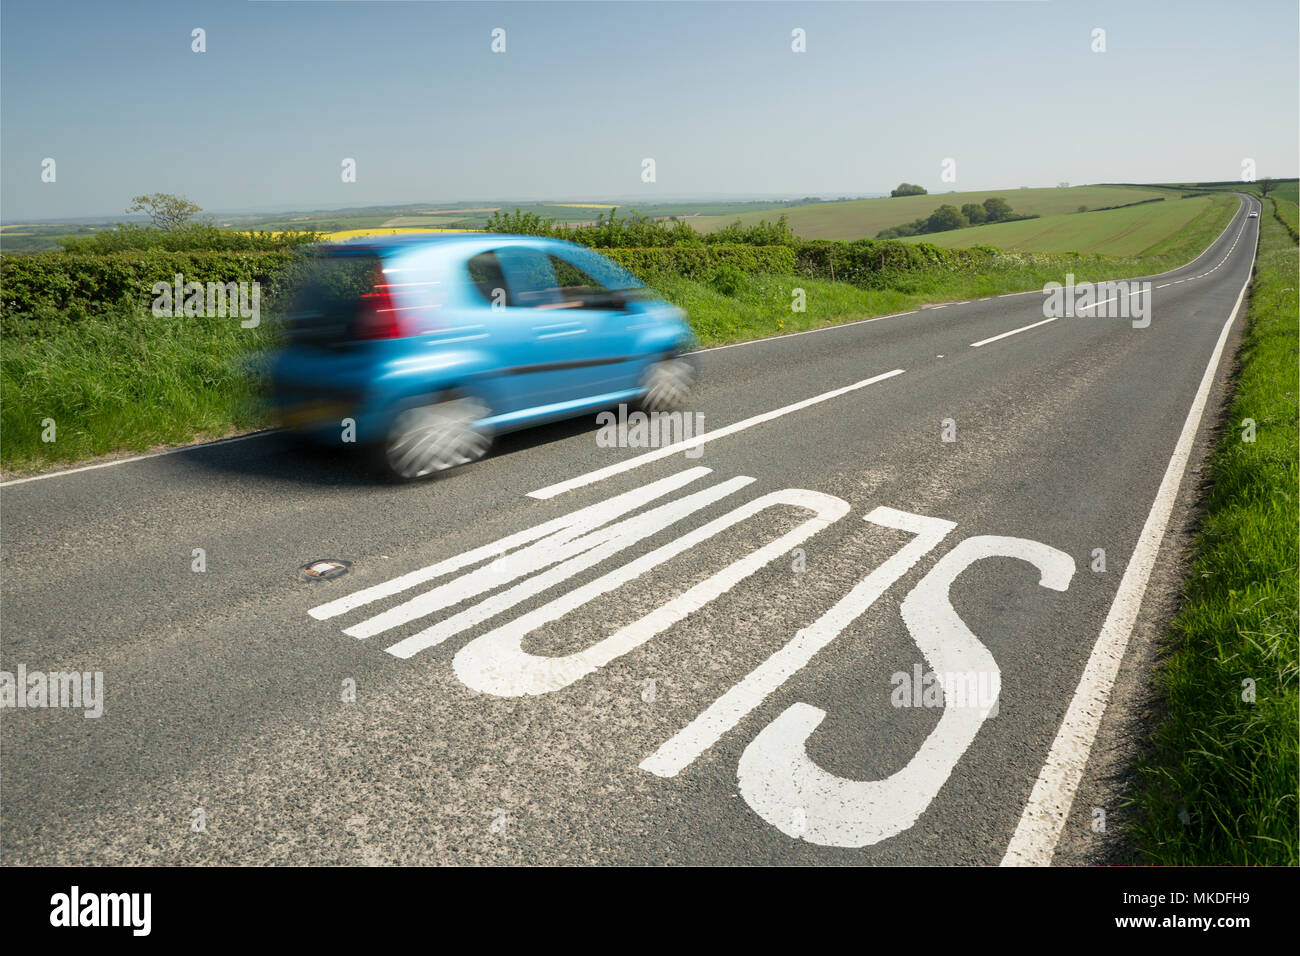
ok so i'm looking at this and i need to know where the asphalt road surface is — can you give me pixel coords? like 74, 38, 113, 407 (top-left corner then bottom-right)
0, 196, 1260, 865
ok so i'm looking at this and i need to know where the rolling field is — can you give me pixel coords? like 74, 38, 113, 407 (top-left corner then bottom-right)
687, 185, 1169, 239
904, 193, 1237, 256
1270, 180, 1298, 204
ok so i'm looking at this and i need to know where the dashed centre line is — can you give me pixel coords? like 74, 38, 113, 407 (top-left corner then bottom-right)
526, 368, 906, 499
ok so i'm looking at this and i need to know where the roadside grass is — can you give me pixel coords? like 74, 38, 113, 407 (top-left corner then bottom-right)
1128, 211, 1299, 865
0, 307, 279, 471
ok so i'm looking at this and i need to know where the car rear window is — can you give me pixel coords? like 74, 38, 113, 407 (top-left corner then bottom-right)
282, 251, 384, 344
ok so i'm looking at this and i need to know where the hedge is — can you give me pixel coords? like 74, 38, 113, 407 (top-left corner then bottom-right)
1, 245, 801, 326
605, 244, 796, 280
2, 238, 1001, 327
791, 238, 998, 287
1, 250, 299, 326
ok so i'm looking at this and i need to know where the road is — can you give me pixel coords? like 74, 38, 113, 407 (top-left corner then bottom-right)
0, 197, 1260, 865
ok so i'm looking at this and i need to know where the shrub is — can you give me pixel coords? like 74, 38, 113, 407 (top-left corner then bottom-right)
709, 264, 748, 296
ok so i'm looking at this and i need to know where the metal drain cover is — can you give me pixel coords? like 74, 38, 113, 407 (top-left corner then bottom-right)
299, 559, 351, 581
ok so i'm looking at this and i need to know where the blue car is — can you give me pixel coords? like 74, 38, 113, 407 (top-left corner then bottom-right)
271, 234, 697, 479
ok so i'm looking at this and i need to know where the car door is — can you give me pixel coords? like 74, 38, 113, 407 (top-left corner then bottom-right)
494, 245, 612, 406
542, 248, 644, 396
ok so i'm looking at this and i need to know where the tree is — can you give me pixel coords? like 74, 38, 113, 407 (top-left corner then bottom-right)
890, 183, 928, 198
1259, 177, 1277, 198
982, 197, 1012, 222
961, 203, 988, 224
926, 205, 967, 232
126, 192, 203, 231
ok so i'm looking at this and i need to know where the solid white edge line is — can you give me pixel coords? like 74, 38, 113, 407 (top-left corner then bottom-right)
693, 310, 918, 354
1000, 209, 1259, 867
969, 316, 1057, 348
526, 368, 906, 500
0, 430, 279, 488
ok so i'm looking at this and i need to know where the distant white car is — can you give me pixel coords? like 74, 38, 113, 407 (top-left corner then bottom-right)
1248, 211, 1259, 218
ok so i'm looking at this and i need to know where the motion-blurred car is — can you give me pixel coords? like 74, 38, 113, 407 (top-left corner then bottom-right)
270, 234, 696, 479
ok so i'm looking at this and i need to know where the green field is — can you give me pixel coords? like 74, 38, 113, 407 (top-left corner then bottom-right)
1270, 180, 1299, 204
688, 185, 1169, 239
905, 193, 1237, 256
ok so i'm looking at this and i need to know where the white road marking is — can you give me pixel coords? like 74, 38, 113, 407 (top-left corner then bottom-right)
0, 431, 276, 488
1001, 213, 1259, 867
382, 474, 756, 656
451, 488, 850, 695
309, 466, 712, 621
1074, 287, 1145, 313
525, 368, 906, 499
968, 317, 1057, 348
736, 535, 1073, 848
640, 506, 956, 778
694, 312, 918, 354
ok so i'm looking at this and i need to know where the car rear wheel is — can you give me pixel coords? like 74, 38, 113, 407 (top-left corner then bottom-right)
381, 395, 491, 480
640, 356, 695, 414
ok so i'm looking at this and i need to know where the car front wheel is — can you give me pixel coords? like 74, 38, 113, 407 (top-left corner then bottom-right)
640, 356, 695, 414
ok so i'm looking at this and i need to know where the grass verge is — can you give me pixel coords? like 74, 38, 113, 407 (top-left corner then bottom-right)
1, 310, 277, 472
1128, 209, 1298, 865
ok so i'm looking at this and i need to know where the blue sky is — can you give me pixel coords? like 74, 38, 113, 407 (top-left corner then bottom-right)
3, 0, 1297, 220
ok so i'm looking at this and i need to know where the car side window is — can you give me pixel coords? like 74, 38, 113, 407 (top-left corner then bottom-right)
547, 255, 612, 309
497, 247, 562, 308
467, 251, 510, 307
468, 246, 633, 311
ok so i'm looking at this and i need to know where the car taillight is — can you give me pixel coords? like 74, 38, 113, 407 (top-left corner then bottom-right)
354, 278, 405, 340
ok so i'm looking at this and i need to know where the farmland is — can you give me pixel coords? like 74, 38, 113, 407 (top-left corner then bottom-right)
905, 192, 1238, 256
687, 185, 1170, 239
